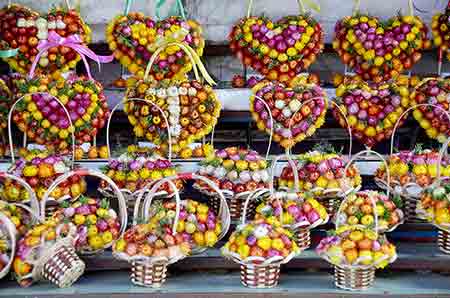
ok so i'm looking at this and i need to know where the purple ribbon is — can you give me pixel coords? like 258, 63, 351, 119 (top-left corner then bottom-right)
28, 31, 114, 79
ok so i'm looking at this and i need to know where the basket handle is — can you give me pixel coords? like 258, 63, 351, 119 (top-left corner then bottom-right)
246, 0, 320, 17
40, 169, 128, 237
329, 99, 353, 160
353, 0, 414, 15
340, 149, 391, 233
106, 97, 173, 161
144, 42, 215, 86
240, 187, 270, 225
390, 103, 450, 156
8, 93, 75, 167
252, 95, 274, 160
0, 211, 17, 279
270, 154, 299, 194
0, 172, 40, 222
437, 137, 450, 182
142, 173, 231, 241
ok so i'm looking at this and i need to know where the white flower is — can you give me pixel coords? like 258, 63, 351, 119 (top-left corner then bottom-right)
37, 31, 48, 40
169, 115, 178, 125
167, 86, 179, 97
136, 156, 147, 165
260, 170, 270, 183
80, 142, 91, 153
56, 20, 66, 29
166, 96, 178, 105
35, 18, 47, 29
214, 167, 227, 179
157, 89, 167, 99
289, 99, 301, 112
39, 58, 49, 67
227, 170, 238, 181
169, 104, 180, 114
179, 87, 188, 95
53, 161, 67, 174
275, 100, 285, 109
145, 88, 156, 96
118, 153, 132, 163
252, 171, 262, 182
188, 87, 197, 96
253, 225, 269, 239
108, 209, 118, 219
16, 18, 26, 28
206, 165, 215, 175
282, 107, 292, 118
47, 21, 56, 30
199, 166, 208, 176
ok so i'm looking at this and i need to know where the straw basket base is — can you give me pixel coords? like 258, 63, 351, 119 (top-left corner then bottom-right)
131, 261, 168, 288
403, 196, 420, 222
334, 266, 375, 291
438, 229, 450, 254
296, 229, 311, 251
42, 245, 85, 288
211, 196, 255, 222
240, 264, 280, 288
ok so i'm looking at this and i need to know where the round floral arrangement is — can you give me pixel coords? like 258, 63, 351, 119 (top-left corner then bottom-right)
101, 151, 181, 194
147, 199, 223, 251
278, 150, 361, 197
178, 143, 214, 159
0, 177, 32, 203
8, 149, 86, 200
335, 191, 404, 233
52, 196, 121, 253
222, 218, 300, 262
316, 225, 397, 269
410, 78, 450, 143
195, 147, 270, 196
229, 15, 324, 83
375, 147, 450, 192
106, 14, 204, 80
255, 195, 328, 229
251, 81, 327, 149
431, 4, 450, 61
333, 13, 429, 82
0, 201, 32, 236
124, 79, 221, 153
12, 74, 109, 149
0, 4, 91, 75
416, 181, 450, 229
12, 219, 81, 287
333, 81, 410, 148
113, 222, 192, 263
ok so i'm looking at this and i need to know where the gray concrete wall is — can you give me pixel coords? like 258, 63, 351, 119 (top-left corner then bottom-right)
3, 0, 444, 43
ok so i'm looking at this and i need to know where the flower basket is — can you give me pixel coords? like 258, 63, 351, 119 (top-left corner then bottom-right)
416, 137, 450, 254
249, 154, 329, 250
316, 225, 397, 291
221, 215, 300, 288
113, 176, 193, 288
13, 219, 85, 288
43, 169, 128, 255
337, 150, 404, 233
375, 100, 450, 221
100, 98, 182, 225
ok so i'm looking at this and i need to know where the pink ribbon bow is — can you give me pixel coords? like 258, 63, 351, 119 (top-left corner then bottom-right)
29, 31, 114, 79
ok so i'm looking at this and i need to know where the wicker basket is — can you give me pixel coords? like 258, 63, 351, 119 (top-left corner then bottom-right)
240, 264, 280, 288
295, 228, 311, 251
438, 229, 450, 254
209, 192, 255, 222
334, 266, 375, 291
131, 260, 168, 288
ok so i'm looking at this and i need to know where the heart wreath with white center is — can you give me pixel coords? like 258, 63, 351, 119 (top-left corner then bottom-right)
250, 81, 328, 149
0, 4, 91, 75
124, 43, 220, 154
333, 13, 429, 82
106, 13, 204, 80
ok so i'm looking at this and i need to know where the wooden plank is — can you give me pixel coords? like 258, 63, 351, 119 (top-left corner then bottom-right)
82, 242, 450, 273
1, 270, 450, 298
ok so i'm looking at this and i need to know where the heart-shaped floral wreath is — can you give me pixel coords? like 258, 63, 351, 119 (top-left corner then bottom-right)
0, 4, 91, 75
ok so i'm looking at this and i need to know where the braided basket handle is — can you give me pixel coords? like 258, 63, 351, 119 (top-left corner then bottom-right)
106, 97, 173, 161
40, 169, 128, 237
8, 93, 75, 167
